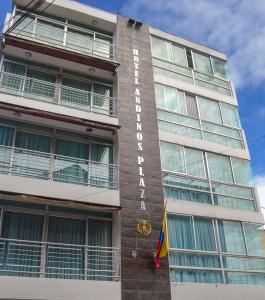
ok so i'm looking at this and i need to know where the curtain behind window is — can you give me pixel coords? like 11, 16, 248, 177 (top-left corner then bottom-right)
54, 139, 89, 185
90, 144, 113, 187
194, 218, 216, 251
14, 131, 52, 179
160, 142, 185, 173
207, 153, 233, 183
61, 77, 92, 109
167, 214, 195, 249
47, 216, 86, 279
218, 220, 246, 254
1, 211, 44, 277
2, 61, 25, 93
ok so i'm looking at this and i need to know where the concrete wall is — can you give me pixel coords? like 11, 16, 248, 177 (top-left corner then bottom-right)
167, 198, 265, 224
0, 174, 119, 207
0, 90, 118, 127
159, 130, 250, 160
171, 283, 265, 300
154, 74, 238, 106
0, 276, 121, 300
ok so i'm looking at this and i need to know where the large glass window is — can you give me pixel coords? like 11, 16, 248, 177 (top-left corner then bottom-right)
151, 36, 171, 61
168, 214, 265, 285
231, 158, 253, 186
193, 52, 213, 75
160, 142, 185, 173
243, 223, 265, 256
220, 102, 240, 128
218, 220, 246, 254
207, 153, 233, 183
197, 97, 222, 124
167, 215, 216, 251
0, 206, 114, 280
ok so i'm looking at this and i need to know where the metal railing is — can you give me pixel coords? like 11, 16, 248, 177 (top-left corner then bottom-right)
0, 145, 119, 189
0, 71, 118, 117
0, 238, 120, 281
152, 57, 233, 96
9, 14, 116, 60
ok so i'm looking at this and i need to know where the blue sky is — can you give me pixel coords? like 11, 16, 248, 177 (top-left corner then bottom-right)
1, 0, 265, 204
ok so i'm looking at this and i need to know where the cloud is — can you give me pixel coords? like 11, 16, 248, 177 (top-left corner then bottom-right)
255, 175, 265, 216
121, 0, 265, 88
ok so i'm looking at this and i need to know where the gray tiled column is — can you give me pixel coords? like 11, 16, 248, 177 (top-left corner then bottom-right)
117, 15, 171, 300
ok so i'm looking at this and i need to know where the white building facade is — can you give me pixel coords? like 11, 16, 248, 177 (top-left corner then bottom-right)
0, 1, 264, 299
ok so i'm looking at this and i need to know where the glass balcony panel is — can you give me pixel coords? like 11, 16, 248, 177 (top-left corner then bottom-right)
211, 182, 254, 199
158, 120, 202, 139
213, 195, 256, 211
225, 272, 265, 285
171, 268, 222, 283
203, 132, 242, 148
169, 252, 221, 268
202, 121, 241, 139
223, 256, 265, 272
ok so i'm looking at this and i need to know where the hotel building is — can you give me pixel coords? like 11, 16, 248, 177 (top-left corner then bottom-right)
0, 0, 264, 299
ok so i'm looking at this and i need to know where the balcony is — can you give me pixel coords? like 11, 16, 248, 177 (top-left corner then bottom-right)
0, 238, 119, 281
0, 70, 118, 118
157, 108, 244, 149
0, 145, 118, 189
9, 12, 116, 61
153, 57, 233, 96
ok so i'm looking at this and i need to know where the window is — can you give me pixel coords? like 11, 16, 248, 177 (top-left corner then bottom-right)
197, 97, 222, 124
160, 142, 205, 178
243, 223, 265, 256
207, 153, 233, 183
168, 214, 265, 285
168, 215, 195, 249
151, 36, 171, 61
220, 102, 240, 128
218, 220, 246, 254
160, 142, 185, 173
212, 57, 227, 79
172, 44, 187, 67
0, 207, 113, 280
231, 158, 253, 186
167, 215, 216, 251
193, 52, 213, 75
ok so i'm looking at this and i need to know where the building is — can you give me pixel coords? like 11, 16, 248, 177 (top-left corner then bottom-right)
0, 0, 264, 299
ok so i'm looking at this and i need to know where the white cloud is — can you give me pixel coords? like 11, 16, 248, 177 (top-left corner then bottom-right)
121, 0, 265, 88
255, 176, 265, 216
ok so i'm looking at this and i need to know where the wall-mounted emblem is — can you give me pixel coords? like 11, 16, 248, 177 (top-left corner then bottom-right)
137, 219, 152, 236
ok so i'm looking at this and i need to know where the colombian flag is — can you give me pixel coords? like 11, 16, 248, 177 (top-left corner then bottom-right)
154, 210, 168, 269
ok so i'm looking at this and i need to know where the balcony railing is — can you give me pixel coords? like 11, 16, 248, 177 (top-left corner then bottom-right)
0, 145, 119, 189
9, 14, 116, 60
153, 57, 233, 96
0, 238, 120, 281
0, 71, 118, 117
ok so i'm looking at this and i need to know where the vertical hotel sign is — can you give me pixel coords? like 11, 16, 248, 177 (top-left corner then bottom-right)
133, 48, 146, 212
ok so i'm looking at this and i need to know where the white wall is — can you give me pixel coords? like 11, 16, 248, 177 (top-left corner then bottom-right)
0, 276, 121, 300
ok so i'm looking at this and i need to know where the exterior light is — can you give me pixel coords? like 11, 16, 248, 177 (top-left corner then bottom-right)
128, 19, 135, 26
135, 21, 143, 28
91, 20, 98, 26
25, 51, 32, 58
13, 112, 21, 118
89, 67, 95, 73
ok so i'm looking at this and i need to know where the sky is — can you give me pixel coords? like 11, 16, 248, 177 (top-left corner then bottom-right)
0, 0, 264, 210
